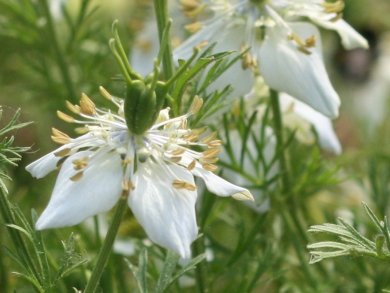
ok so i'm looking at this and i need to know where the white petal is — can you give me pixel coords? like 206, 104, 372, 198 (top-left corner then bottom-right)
128, 160, 198, 259
280, 93, 342, 154
313, 19, 369, 50
26, 146, 69, 179
258, 22, 340, 118
36, 150, 123, 230
192, 168, 254, 201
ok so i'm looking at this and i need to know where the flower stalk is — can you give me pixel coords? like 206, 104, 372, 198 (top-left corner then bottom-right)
153, 0, 174, 80
84, 194, 128, 293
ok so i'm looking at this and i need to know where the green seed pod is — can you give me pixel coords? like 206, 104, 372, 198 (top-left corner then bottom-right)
125, 80, 161, 135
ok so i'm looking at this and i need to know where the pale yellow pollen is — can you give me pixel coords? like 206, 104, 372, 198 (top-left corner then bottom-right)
195, 40, 209, 50
192, 126, 207, 135
185, 22, 203, 33
208, 140, 222, 147
74, 127, 89, 134
201, 132, 218, 144
169, 156, 182, 163
80, 93, 96, 115
241, 45, 257, 70
99, 86, 113, 101
70, 171, 83, 182
288, 33, 316, 55
54, 148, 71, 157
180, 0, 206, 18
322, 0, 345, 14
201, 163, 218, 172
202, 147, 221, 158
172, 179, 197, 191
171, 148, 186, 156
65, 100, 81, 114
121, 179, 134, 197
187, 160, 196, 171
57, 110, 75, 123
183, 132, 199, 142
189, 95, 203, 114
200, 156, 219, 164
305, 36, 316, 48
72, 157, 88, 170
51, 128, 71, 144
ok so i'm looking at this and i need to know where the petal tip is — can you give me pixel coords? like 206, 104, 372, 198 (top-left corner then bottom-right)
232, 190, 254, 201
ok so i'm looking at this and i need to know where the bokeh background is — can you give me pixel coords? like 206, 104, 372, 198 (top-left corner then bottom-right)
0, 0, 389, 292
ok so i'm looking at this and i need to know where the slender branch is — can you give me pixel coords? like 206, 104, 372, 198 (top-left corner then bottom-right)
0, 189, 43, 288
153, 0, 174, 80
84, 195, 128, 293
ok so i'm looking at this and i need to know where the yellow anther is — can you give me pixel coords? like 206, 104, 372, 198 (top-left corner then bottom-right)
80, 93, 96, 115
202, 147, 221, 158
65, 100, 81, 114
187, 160, 196, 171
70, 171, 83, 182
99, 86, 113, 101
57, 110, 75, 123
202, 132, 218, 144
200, 156, 219, 164
180, 0, 206, 18
169, 156, 182, 163
54, 148, 71, 157
305, 35, 316, 48
171, 148, 186, 156
75, 127, 89, 134
195, 40, 209, 50
189, 95, 203, 114
172, 179, 197, 191
72, 157, 88, 170
185, 22, 203, 33
201, 163, 218, 172
322, 0, 345, 14
51, 128, 71, 144
208, 140, 222, 147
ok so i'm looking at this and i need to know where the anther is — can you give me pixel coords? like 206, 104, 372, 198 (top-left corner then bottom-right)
80, 93, 96, 115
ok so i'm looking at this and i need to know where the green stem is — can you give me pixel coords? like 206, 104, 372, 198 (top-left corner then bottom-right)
269, 89, 290, 192
40, 0, 77, 102
269, 89, 318, 287
0, 189, 43, 289
192, 239, 206, 293
153, 0, 174, 80
84, 196, 128, 293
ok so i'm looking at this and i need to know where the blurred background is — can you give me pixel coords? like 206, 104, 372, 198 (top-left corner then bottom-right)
0, 0, 389, 292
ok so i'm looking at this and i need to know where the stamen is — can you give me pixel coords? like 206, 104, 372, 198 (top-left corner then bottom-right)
80, 93, 96, 115
99, 86, 113, 101
70, 171, 83, 182
200, 157, 219, 164
54, 148, 72, 157
65, 100, 81, 114
201, 163, 218, 172
208, 140, 222, 147
72, 157, 88, 170
322, 0, 345, 14
201, 132, 217, 144
74, 127, 89, 134
189, 95, 203, 114
57, 110, 75, 123
187, 160, 196, 171
202, 147, 221, 158
185, 22, 203, 33
172, 179, 197, 191
51, 128, 71, 144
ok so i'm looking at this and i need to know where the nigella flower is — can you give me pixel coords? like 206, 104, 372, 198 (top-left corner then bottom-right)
174, 0, 368, 118
26, 88, 253, 259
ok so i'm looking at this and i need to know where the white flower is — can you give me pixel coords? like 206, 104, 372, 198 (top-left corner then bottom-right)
26, 88, 253, 259
174, 0, 368, 118
279, 93, 342, 154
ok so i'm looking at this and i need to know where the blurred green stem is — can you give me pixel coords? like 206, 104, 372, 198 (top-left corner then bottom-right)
40, 0, 77, 102
84, 195, 128, 293
0, 189, 43, 291
269, 90, 317, 287
153, 0, 174, 80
